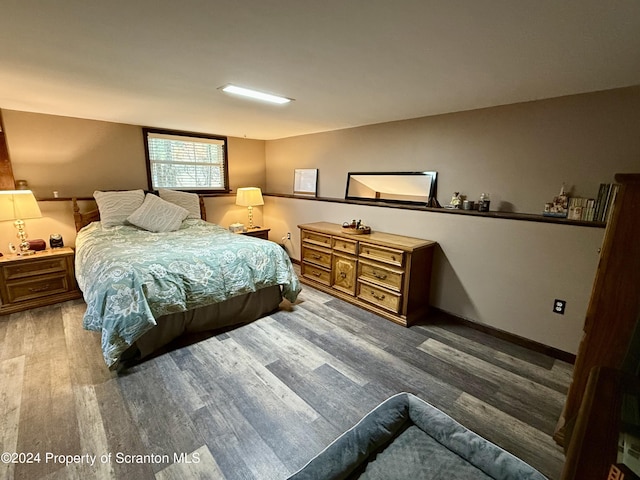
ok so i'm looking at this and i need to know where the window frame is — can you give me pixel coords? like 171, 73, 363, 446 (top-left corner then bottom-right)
143, 127, 230, 194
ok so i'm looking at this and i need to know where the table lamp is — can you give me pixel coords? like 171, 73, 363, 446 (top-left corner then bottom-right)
235, 187, 264, 230
0, 190, 43, 255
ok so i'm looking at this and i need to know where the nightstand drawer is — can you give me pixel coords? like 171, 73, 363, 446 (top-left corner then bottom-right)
239, 227, 270, 240
2, 257, 67, 281
0, 247, 80, 315
5, 273, 70, 303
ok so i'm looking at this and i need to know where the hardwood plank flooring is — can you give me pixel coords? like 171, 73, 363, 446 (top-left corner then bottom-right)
0, 281, 570, 479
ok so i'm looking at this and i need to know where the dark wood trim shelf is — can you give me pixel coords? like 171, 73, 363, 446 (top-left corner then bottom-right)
266, 193, 606, 228
36, 192, 606, 229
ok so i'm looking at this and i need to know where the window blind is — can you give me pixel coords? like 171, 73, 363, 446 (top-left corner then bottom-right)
146, 131, 228, 191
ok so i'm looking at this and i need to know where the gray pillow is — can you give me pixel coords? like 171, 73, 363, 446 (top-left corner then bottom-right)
127, 193, 189, 232
93, 190, 145, 227
158, 189, 201, 219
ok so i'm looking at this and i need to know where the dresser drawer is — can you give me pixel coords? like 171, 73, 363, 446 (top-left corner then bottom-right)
302, 245, 332, 268
302, 230, 332, 248
358, 259, 404, 292
359, 242, 404, 267
332, 253, 357, 295
357, 280, 402, 313
2, 257, 67, 281
332, 237, 358, 255
301, 263, 331, 286
5, 274, 70, 304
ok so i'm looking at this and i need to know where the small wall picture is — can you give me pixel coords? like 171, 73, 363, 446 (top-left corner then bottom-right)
294, 169, 318, 196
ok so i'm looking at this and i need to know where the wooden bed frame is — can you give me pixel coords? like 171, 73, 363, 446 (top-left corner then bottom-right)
71, 194, 283, 370
72, 195, 207, 231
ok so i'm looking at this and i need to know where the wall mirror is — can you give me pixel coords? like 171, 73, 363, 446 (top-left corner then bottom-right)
345, 171, 438, 205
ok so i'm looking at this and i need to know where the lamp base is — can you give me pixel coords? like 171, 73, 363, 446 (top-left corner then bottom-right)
14, 219, 36, 256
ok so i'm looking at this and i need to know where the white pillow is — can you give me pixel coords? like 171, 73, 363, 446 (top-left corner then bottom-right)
127, 193, 189, 232
94, 190, 145, 227
158, 189, 201, 219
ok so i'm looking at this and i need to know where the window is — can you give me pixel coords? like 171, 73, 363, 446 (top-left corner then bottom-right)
143, 128, 229, 193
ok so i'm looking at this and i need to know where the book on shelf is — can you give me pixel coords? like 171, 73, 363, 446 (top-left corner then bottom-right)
567, 197, 596, 221
563, 182, 619, 223
593, 183, 620, 223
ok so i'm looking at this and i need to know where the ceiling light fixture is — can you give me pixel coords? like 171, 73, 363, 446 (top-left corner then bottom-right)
220, 84, 292, 104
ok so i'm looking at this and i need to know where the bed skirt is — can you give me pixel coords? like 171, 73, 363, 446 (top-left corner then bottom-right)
118, 285, 283, 368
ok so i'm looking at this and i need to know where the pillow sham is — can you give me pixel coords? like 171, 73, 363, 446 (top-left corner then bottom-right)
127, 193, 189, 232
93, 190, 145, 227
158, 189, 201, 219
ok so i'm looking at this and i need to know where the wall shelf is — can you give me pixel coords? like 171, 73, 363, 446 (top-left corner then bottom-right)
266, 193, 607, 229
36, 193, 606, 229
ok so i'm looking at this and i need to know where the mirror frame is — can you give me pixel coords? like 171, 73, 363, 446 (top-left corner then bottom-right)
345, 171, 438, 206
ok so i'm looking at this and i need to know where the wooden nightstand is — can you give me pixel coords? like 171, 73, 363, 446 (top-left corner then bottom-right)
238, 227, 270, 240
0, 247, 82, 315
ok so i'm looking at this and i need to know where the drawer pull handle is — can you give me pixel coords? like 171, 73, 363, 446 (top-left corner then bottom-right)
370, 290, 385, 301
312, 254, 322, 259
312, 271, 321, 277
28, 284, 50, 293
340, 272, 347, 278
372, 271, 387, 280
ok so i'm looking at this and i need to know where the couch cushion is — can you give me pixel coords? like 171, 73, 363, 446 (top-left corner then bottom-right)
354, 425, 493, 480
288, 392, 546, 480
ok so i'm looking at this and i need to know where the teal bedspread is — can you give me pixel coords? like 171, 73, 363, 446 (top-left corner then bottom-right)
75, 219, 301, 367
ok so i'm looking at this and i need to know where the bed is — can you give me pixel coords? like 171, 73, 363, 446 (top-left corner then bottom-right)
72, 189, 301, 370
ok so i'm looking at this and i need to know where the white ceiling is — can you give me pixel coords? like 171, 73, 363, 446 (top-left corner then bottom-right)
1, 1, 639, 140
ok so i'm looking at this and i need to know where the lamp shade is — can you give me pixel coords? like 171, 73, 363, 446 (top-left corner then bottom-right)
236, 187, 264, 207
0, 190, 42, 221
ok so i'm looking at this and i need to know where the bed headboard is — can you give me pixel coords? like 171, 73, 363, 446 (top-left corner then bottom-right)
72, 195, 207, 232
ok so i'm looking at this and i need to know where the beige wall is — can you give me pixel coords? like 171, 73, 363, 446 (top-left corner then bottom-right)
265, 86, 640, 354
0, 109, 267, 250
4, 111, 147, 198
266, 86, 640, 214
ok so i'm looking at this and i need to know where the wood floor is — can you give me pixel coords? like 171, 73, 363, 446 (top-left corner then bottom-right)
0, 283, 570, 480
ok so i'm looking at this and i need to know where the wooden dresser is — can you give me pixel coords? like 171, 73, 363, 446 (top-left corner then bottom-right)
298, 222, 436, 326
0, 247, 81, 315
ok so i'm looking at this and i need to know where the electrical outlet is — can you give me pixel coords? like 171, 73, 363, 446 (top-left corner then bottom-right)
553, 299, 566, 315
287, 232, 291, 240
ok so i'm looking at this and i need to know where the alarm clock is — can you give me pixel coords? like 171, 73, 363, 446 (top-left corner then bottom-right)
49, 233, 64, 248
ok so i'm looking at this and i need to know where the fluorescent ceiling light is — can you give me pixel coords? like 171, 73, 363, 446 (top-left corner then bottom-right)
221, 84, 292, 104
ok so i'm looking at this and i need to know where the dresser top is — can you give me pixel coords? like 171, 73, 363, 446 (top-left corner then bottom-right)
298, 222, 436, 251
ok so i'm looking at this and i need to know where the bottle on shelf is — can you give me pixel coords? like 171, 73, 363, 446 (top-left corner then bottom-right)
478, 193, 491, 212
